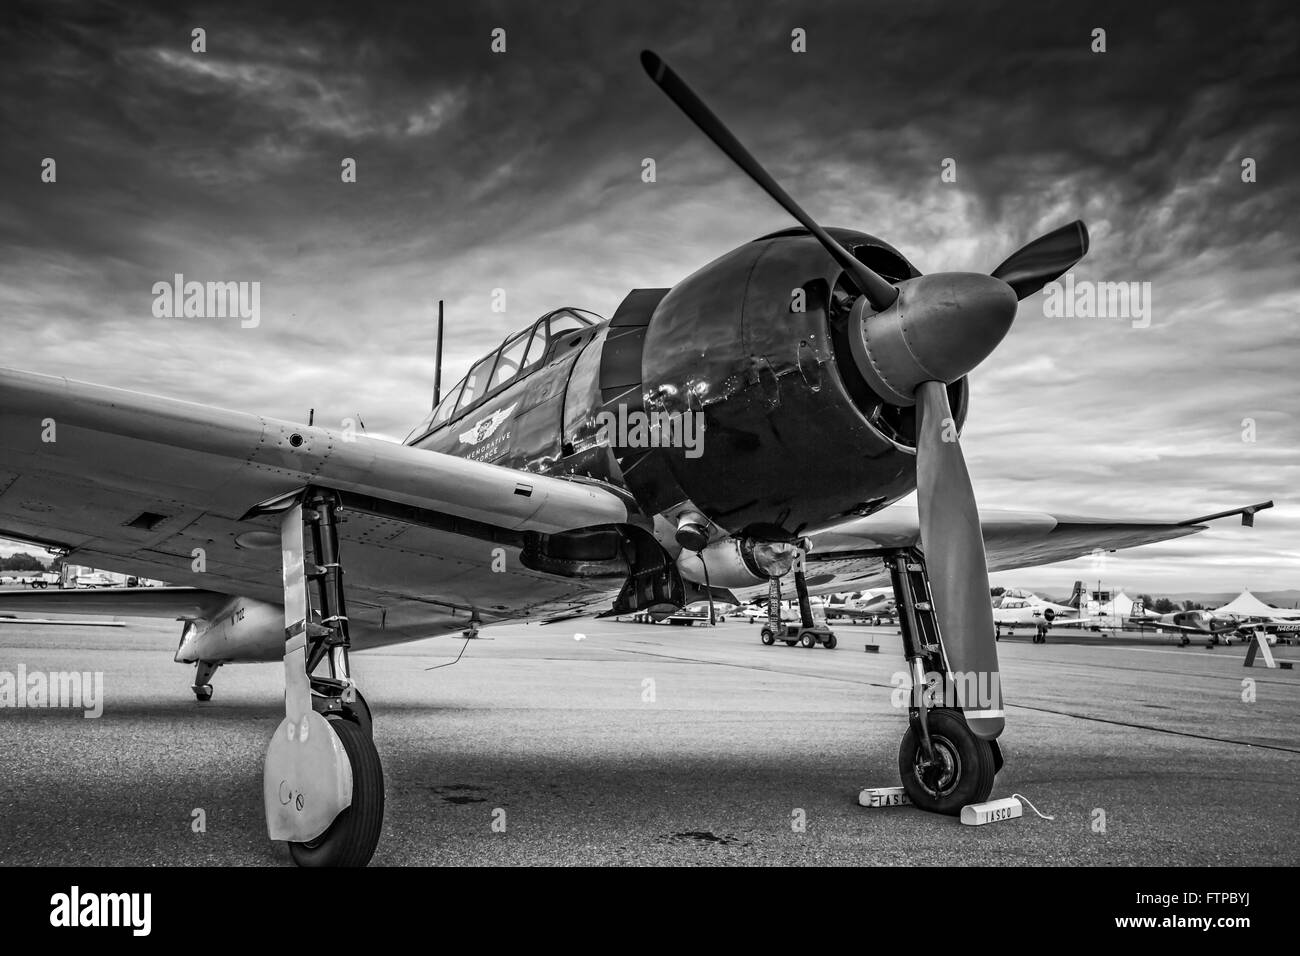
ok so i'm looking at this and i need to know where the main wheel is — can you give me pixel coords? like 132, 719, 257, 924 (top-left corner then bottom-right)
898, 709, 996, 815
824, 634, 838, 649
760, 628, 775, 645
288, 716, 384, 867
800, 632, 816, 648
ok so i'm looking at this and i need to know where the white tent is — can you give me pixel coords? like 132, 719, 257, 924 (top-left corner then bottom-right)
1214, 590, 1300, 619
1083, 589, 1138, 619
1110, 591, 1138, 618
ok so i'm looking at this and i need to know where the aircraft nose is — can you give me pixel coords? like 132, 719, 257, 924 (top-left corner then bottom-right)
847, 272, 1018, 405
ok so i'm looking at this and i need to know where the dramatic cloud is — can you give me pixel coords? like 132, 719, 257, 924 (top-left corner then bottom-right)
1, 0, 1296, 591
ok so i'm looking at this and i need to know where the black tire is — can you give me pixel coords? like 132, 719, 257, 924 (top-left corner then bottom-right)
898, 709, 996, 815
824, 634, 838, 649
193, 684, 213, 702
760, 628, 775, 646
288, 717, 384, 867
800, 632, 816, 648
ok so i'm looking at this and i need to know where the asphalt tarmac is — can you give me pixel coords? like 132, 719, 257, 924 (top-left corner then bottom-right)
1, 614, 1297, 865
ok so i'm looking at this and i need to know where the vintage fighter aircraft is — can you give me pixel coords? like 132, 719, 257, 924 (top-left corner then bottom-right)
0, 51, 1273, 866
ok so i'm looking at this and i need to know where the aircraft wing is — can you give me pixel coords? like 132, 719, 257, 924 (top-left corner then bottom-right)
1128, 617, 1239, 635
0, 368, 638, 646
1050, 615, 1110, 628
802, 502, 1271, 593
0, 586, 231, 619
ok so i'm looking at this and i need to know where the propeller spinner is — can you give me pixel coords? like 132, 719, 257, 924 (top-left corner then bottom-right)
641, 49, 1091, 738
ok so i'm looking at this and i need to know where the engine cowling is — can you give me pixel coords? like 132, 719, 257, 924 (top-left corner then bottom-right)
579, 228, 967, 541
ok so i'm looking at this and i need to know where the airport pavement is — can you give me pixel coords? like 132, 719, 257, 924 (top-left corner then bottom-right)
1, 615, 1297, 866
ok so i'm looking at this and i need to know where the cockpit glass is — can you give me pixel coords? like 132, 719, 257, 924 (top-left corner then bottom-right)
455, 355, 496, 414
546, 311, 589, 339
521, 322, 548, 367
409, 308, 603, 441
492, 330, 530, 389
433, 379, 464, 426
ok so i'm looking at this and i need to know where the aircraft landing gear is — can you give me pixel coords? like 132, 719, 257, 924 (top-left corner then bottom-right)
886, 550, 998, 814
899, 708, 997, 814
192, 660, 220, 701
311, 676, 373, 738
264, 490, 384, 868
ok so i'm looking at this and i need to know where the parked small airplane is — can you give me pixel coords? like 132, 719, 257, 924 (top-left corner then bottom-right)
992, 582, 1105, 637
1127, 606, 1241, 645
70, 571, 121, 589
825, 589, 896, 621
995, 581, 1084, 610
0, 51, 1272, 866
1209, 591, 1300, 642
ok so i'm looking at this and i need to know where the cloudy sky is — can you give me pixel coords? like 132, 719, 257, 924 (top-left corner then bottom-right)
1, 0, 1297, 592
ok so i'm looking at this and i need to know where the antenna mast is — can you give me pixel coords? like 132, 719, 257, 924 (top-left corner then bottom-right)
432, 299, 444, 409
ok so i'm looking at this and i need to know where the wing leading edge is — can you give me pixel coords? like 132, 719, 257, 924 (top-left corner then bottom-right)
0, 367, 639, 631
800, 500, 1273, 592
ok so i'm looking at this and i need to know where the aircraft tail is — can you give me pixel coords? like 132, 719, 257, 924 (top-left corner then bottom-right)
1066, 580, 1083, 609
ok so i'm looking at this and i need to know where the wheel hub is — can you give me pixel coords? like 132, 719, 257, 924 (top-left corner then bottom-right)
916, 735, 961, 796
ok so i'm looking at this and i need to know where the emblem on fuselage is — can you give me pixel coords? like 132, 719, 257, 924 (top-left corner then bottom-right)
459, 403, 517, 446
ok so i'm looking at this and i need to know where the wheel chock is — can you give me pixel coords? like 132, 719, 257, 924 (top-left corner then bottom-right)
961, 796, 1023, 826
859, 786, 909, 807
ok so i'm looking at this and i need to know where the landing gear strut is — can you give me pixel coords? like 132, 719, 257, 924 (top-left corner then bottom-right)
264, 490, 384, 867
192, 660, 219, 701
887, 549, 999, 814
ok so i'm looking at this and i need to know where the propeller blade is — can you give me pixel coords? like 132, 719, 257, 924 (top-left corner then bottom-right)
914, 380, 1003, 738
990, 220, 1090, 300
640, 50, 898, 312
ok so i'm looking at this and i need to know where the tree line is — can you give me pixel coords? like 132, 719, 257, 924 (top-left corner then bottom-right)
0, 552, 50, 572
